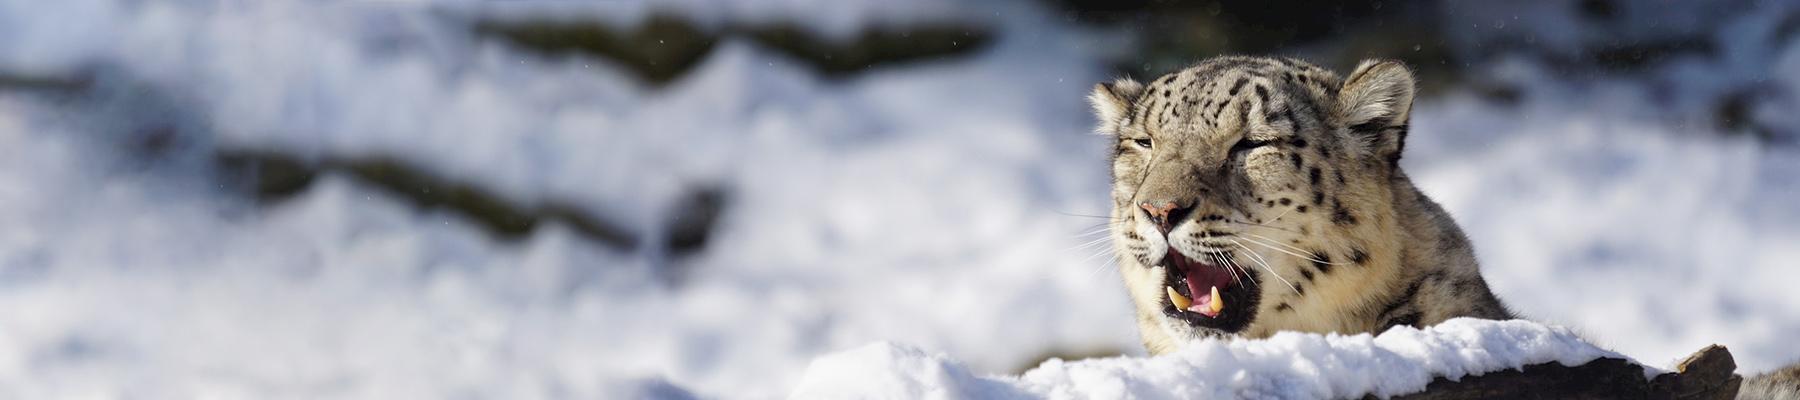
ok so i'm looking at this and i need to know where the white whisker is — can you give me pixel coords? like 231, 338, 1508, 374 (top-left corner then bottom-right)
1222, 219, 1304, 234
1224, 253, 1254, 288
1258, 206, 1297, 226
1237, 232, 1339, 263
1079, 245, 1117, 264
1068, 235, 1114, 252
1073, 225, 1116, 239
1085, 252, 1117, 279
1201, 230, 1247, 286
1207, 251, 1245, 287
1230, 240, 1299, 294
1235, 234, 1347, 265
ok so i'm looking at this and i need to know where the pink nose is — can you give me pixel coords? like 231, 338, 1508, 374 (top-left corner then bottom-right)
1139, 201, 1186, 233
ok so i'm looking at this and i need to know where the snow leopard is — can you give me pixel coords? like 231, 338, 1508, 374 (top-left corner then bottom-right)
1087, 56, 1511, 354
1742, 363, 1800, 400
1088, 55, 1800, 399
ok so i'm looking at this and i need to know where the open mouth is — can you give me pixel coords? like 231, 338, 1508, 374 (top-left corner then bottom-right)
1160, 246, 1260, 332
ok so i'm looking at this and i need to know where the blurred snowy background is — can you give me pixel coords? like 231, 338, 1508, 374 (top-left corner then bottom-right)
1, 0, 1798, 398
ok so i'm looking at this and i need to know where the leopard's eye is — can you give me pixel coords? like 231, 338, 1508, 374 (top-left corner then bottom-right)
1133, 138, 1154, 149
1228, 138, 1275, 154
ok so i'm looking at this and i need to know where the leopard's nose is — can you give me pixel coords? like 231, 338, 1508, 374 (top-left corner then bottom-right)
1139, 201, 1192, 234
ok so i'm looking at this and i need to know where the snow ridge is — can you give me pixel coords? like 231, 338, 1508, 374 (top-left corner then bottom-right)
792, 318, 1644, 400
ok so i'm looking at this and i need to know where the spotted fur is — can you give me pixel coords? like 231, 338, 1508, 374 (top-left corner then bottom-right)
1090, 56, 1512, 354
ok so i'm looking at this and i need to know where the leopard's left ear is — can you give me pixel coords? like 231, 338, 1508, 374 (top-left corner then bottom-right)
1337, 59, 1415, 167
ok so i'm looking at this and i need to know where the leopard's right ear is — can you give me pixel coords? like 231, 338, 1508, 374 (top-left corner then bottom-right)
1089, 78, 1143, 135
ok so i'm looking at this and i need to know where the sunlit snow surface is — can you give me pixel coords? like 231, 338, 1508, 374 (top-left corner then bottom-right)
791, 318, 1641, 399
1, 0, 1798, 399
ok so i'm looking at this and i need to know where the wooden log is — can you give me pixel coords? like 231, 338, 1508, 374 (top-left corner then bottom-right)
1387, 345, 1740, 400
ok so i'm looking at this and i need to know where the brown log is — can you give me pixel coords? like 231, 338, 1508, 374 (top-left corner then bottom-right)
1383, 345, 1740, 400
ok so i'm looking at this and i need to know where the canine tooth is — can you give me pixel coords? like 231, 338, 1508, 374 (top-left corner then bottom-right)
1209, 286, 1224, 313
1167, 286, 1192, 309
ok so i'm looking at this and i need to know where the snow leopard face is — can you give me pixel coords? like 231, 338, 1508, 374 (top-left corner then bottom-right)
1090, 56, 1425, 353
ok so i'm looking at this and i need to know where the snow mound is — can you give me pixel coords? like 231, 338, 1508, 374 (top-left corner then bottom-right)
791, 319, 1644, 400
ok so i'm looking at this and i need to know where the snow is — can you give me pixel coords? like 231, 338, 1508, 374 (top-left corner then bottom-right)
791, 318, 1640, 399
1, 0, 1799, 398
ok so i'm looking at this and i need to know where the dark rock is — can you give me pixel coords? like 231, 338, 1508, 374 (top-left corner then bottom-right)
1391, 345, 1740, 400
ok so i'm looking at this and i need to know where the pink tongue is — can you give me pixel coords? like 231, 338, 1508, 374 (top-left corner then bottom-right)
1189, 290, 1218, 317
1178, 253, 1231, 318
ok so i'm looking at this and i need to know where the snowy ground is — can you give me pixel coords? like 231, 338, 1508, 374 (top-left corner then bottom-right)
1, 0, 1798, 399
791, 318, 1642, 399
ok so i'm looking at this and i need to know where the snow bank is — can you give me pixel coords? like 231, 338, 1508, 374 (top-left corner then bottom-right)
792, 319, 1640, 400
0, 1, 1134, 398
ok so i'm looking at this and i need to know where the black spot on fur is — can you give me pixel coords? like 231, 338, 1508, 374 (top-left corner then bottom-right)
1275, 303, 1293, 312
1228, 78, 1249, 95
1161, 89, 1171, 97
1349, 119, 1388, 133
1311, 191, 1324, 205
1289, 153, 1302, 169
1254, 85, 1269, 102
1378, 272, 1437, 328
1310, 252, 1332, 274
1309, 167, 1322, 185
1296, 205, 1307, 213
1350, 249, 1368, 265
1299, 269, 1314, 281
1335, 171, 1346, 185
1332, 204, 1357, 226
1378, 298, 1416, 325
1278, 198, 1292, 206
1292, 138, 1307, 148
